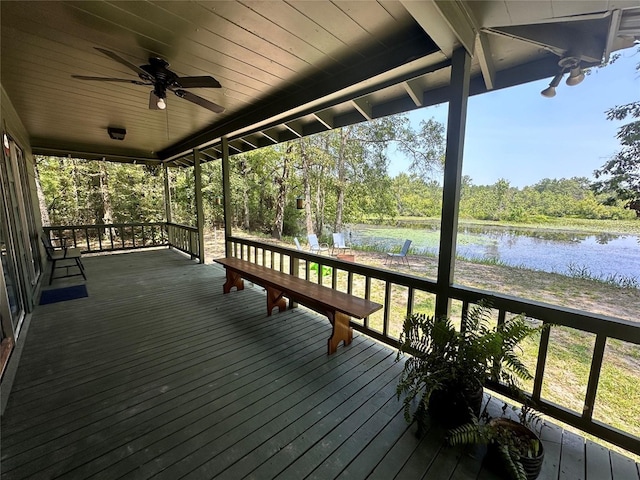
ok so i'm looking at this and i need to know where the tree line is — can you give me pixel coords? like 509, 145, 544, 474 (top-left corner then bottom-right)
36, 114, 634, 240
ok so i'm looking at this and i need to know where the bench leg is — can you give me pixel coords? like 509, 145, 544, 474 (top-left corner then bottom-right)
326, 311, 353, 355
223, 269, 244, 293
266, 286, 287, 316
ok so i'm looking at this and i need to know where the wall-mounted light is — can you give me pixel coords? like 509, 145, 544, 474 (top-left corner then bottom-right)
107, 127, 127, 140
3, 132, 10, 152
541, 56, 584, 98
566, 66, 585, 86
540, 71, 564, 98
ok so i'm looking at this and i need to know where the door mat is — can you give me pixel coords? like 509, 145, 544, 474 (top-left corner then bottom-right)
39, 284, 88, 305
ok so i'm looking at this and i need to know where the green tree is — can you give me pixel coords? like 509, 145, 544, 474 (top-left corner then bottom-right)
593, 101, 640, 217
398, 117, 446, 181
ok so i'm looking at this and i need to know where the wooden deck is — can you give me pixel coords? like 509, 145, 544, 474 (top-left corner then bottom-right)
2, 248, 639, 480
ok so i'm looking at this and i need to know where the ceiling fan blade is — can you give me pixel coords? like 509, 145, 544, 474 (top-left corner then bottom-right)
94, 47, 150, 78
174, 89, 225, 113
175, 76, 222, 88
72, 75, 149, 85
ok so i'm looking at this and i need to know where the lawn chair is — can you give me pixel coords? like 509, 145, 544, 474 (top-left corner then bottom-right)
331, 232, 351, 255
386, 239, 411, 267
307, 234, 329, 254
294, 237, 303, 250
41, 235, 87, 285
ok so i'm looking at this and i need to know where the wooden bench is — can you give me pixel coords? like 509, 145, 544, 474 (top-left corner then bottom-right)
214, 257, 382, 354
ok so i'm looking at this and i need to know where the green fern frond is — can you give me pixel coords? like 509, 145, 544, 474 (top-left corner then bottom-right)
497, 444, 527, 480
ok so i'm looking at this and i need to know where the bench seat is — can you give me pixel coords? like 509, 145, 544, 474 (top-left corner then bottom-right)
214, 257, 382, 354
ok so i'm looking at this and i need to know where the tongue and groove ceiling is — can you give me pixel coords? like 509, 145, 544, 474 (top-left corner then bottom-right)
1, 1, 639, 167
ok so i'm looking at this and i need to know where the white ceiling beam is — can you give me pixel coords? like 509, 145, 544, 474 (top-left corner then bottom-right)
475, 31, 496, 90
260, 131, 278, 144
402, 1, 498, 90
402, 79, 424, 107
284, 122, 303, 138
240, 137, 258, 149
351, 98, 373, 121
604, 9, 623, 63
313, 111, 334, 130
401, 0, 477, 58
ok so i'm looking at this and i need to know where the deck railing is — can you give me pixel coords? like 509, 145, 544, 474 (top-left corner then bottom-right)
166, 222, 201, 260
43, 222, 201, 261
228, 235, 640, 455
43, 223, 168, 253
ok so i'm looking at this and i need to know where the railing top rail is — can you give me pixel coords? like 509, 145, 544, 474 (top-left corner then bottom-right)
45, 222, 166, 229
227, 235, 438, 289
450, 285, 640, 344
167, 222, 198, 232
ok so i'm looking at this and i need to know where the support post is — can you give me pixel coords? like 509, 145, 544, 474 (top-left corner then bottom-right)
221, 136, 233, 257
163, 163, 172, 224
194, 148, 205, 264
435, 47, 471, 318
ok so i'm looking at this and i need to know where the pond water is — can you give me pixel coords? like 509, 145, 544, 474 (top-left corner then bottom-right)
349, 223, 640, 281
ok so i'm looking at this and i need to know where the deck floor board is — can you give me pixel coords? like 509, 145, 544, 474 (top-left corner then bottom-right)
1, 249, 637, 480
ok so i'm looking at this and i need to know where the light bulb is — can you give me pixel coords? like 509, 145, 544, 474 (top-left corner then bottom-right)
157, 97, 166, 110
3, 133, 9, 149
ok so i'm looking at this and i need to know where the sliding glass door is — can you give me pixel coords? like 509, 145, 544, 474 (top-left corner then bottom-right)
0, 134, 40, 339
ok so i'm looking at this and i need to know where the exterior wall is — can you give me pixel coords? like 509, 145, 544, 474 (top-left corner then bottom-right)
0, 84, 45, 379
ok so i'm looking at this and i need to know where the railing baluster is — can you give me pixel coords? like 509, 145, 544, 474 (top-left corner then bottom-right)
460, 301, 469, 333
583, 334, 607, 421
331, 266, 337, 290
532, 323, 551, 402
383, 282, 392, 337
406, 287, 414, 319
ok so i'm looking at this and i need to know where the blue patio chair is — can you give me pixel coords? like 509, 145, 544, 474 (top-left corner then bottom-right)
386, 239, 411, 267
332, 232, 351, 255
307, 234, 329, 254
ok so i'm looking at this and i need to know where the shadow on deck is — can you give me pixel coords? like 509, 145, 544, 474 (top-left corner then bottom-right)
2, 249, 638, 479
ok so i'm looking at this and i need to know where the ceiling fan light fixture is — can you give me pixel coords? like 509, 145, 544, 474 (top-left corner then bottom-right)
156, 97, 166, 110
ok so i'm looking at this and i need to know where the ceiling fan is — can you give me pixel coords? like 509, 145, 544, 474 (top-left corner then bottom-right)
72, 47, 225, 113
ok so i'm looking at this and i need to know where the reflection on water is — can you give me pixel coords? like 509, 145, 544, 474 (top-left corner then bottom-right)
352, 224, 640, 280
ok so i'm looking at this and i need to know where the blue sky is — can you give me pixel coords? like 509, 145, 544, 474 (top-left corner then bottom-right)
389, 46, 639, 188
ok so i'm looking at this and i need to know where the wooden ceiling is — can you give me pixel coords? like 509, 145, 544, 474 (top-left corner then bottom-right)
2, 1, 639, 167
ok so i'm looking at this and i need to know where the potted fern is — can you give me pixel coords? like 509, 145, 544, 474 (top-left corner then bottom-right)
396, 301, 542, 432
447, 399, 545, 480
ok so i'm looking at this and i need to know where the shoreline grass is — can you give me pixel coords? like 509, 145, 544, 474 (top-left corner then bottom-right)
387, 216, 640, 236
